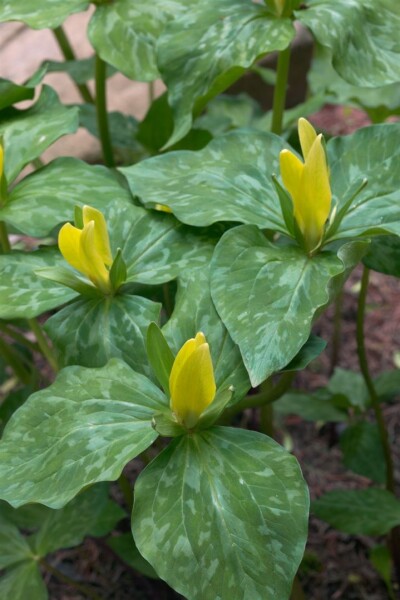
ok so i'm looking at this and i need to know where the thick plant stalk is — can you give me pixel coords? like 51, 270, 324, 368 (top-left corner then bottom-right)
356, 266, 400, 581
95, 55, 115, 168
53, 26, 94, 104
271, 45, 291, 135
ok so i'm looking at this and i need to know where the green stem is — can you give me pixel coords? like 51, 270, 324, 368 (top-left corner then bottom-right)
356, 267, 394, 492
0, 338, 31, 384
95, 55, 115, 168
52, 26, 94, 104
118, 473, 133, 512
271, 46, 291, 135
221, 371, 295, 423
27, 318, 58, 373
0, 322, 40, 353
330, 285, 344, 375
260, 402, 274, 438
41, 559, 102, 600
0, 221, 11, 253
356, 267, 400, 583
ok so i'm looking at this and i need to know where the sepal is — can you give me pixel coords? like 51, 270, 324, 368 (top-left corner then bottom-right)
109, 248, 127, 291
35, 266, 100, 297
146, 322, 174, 396
151, 412, 186, 438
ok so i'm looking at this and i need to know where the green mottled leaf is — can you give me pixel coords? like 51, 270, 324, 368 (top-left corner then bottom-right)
0, 86, 79, 182
78, 104, 142, 152
282, 335, 327, 372
0, 360, 166, 508
163, 264, 251, 401
308, 44, 400, 120
120, 130, 287, 230
194, 93, 263, 137
0, 516, 33, 568
340, 422, 386, 484
363, 236, 400, 278
327, 368, 369, 410
29, 484, 125, 556
111, 205, 215, 285
88, 0, 195, 81
0, 249, 78, 320
157, 0, 295, 145
107, 533, 158, 579
297, 0, 400, 88
275, 391, 347, 423
0, 78, 34, 110
211, 225, 369, 386
0, 0, 89, 29
133, 427, 309, 600
43, 57, 116, 84
0, 562, 47, 600
0, 157, 134, 237
45, 294, 161, 375
326, 123, 400, 241
312, 488, 400, 535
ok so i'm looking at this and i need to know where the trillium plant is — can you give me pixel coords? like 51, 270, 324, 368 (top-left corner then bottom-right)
0, 0, 400, 598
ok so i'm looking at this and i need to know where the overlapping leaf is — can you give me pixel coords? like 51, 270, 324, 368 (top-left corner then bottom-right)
210, 226, 369, 386
0, 78, 34, 111
0, 157, 134, 237
133, 427, 309, 600
45, 294, 161, 374
0, 249, 78, 320
157, 0, 294, 145
88, 0, 196, 81
297, 0, 400, 88
0, 360, 166, 508
0, 86, 79, 182
120, 130, 287, 230
162, 264, 251, 400
0, 0, 88, 29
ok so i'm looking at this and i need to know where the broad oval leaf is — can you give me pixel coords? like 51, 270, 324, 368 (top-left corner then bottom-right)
312, 488, 400, 536
210, 225, 369, 386
133, 427, 309, 600
326, 123, 400, 241
88, 0, 194, 81
0, 86, 79, 182
45, 294, 161, 375
0, 360, 166, 508
0, 158, 134, 237
363, 235, 400, 278
0, 516, 33, 569
157, 0, 295, 146
340, 422, 386, 484
297, 0, 400, 88
120, 130, 288, 230
0, 562, 47, 600
0, 0, 89, 29
0, 249, 78, 320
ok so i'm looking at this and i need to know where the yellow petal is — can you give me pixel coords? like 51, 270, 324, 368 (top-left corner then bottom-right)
0, 143, 3, 179
298, 134, 331, 250
169, 332, 206, 400
170, 342, 216, 429
279, 149, 304, 223
58, 223, 87, 275
82, 205, 113, 266
298, 118, 317, 160
80, 220, 111, 292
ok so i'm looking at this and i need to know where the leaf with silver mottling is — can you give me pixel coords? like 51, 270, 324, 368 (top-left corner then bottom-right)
133, 427, 309, 600
0, 360, 166, 508
211, 225, 369, 386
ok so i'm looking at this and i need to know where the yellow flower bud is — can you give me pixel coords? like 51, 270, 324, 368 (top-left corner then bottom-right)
58, 205, 113, 294
169, 332, 216, 429
280, 118, 332, 253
